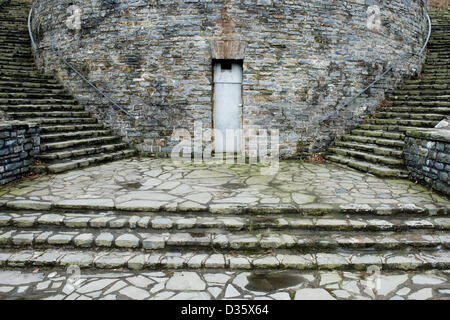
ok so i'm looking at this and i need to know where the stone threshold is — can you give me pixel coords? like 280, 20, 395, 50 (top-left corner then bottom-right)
1, 249, 449, 271
1, 199, 448, 216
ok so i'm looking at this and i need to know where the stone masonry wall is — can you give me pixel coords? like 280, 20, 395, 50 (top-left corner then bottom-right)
404, 129, 450, 196
0, 122, 40, 185
31, 0, 428, 157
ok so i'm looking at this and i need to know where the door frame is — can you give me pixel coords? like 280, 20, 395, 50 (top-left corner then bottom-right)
211, 59, 244, 155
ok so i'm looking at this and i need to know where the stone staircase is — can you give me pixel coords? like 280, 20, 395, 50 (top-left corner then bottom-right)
0, 1, 136, 174
0, 207, 449, 271
326, 10, 450, 178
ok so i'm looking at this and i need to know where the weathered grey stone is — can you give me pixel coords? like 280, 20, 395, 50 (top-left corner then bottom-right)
74, 234, 94, 248
95, 233, 114, 247
294, 288, 335, 300
166, 272, 206, 291
59, 253, 94, 267
38, 214, 64, 225
47, 234, 74, 245
115, 234, 140, 248
142, 234, 166, 250
7, 200, 51, 211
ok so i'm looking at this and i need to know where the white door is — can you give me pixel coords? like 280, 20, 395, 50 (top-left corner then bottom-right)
213, 61, 242, 153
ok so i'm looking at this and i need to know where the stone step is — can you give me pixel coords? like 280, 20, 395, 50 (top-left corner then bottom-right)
373, 112, 445, 121
404, 79, 450, 85
0, 58, 34, 65
390, 100, 450, 107
7, 111, 91, 119
29, 117, 98, 125
0, 92, 73, 99
0, 63, 35, 71
2, 211, 448, 232
391, 89, 450, 96
0, 67, 52, 77
0, 80, 62, 88
40, 123, 106, 134
382, 106, 450, 114
325, 155, 408, 178
41, 149, 137, 174
40, 130, 112, 143
0, 104, 85, 112
328, 148, 403, 166
351, 129, 404, 140
40, 136, 122, 152
389, 95, 450, 101
333, 141, 403, 157
0, 53, 32, 59
37, 143, 129, 161
358, 124, 433, 133
0, 98, 78, 105
366, 118, 439, 127
1, 248, 448, 271
0, 228, 448, 251
0, 76, 59, 84
0, 86, 67, 94
340, 135, 405, 148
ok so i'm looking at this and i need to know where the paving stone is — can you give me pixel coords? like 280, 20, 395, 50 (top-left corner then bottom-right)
203, 273, 231, 284
115, 234, 140, 248
95, 233, 114, 247
7, 252, 34, 267
166, 272, 206, 291
13, 216, 37, 227
59, 253, 94, 267
151, 218, 173, 229
204, 254, 225, 268
90, 217, 114, 228
316, 253, 348, 269
77, 279, 117, 294
142, 234, 166, 249
0, 253, 12, 266
137, 217, 151, 228
411, 274, 446, 285
175, 218, 197, 229
408, 288, 433, 300
33, 251, 64, 266
7, 200, 52, 211
377, 275, 409, 296
277, 254, 314, 270
126, 275, 154, 289
224, 284, 241, 298
74, 234, 94, 247
47, 234, 74, 245
12, 233, 35, 245
186, 254, 208, 268
35, 231, 52, 244
0, 215, 12, 227
38, 214, 64, 225
94, 253, 129, 269
119, 286, 150, 299
294, 288, 336, 300
109, 219, 129, 228
65, 217, 91, 228
252, 256, 279, 268
170, 291, 211, 300
0, 271, 44, 285
56, 199, 114, 210
128, 255, 147, 270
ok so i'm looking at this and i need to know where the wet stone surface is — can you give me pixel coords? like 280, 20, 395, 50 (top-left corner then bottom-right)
0, 269, 448, 300
0, 159, 448, 214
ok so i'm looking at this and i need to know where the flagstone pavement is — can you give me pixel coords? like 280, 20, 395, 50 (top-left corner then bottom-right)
0, 158, 448, 213
0, 268, 448, 300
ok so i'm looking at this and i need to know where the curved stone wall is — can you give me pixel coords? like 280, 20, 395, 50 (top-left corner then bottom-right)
31, 0, 428, 157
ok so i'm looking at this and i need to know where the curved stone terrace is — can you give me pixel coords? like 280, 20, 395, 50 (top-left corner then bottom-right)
0, 159, 448, 215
